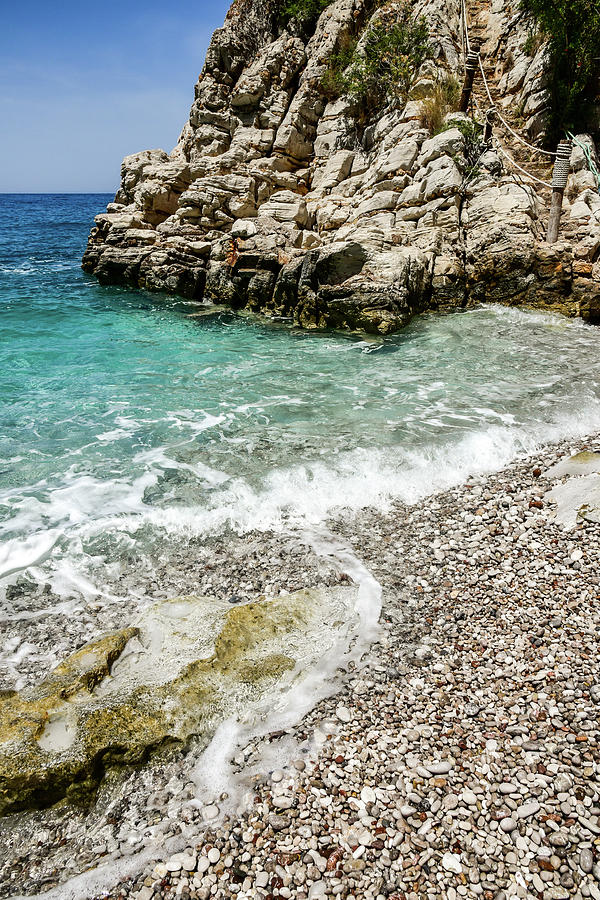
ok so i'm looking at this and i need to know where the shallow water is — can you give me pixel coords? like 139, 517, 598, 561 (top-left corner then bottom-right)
2, 194, 600, 664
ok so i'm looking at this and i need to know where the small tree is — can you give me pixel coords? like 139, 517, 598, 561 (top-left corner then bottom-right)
520, 0, 600, 140
328, 3, 432, 110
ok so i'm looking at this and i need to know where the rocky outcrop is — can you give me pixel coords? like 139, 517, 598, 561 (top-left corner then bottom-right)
83, 0, 600, 332
0, 587, 357, 815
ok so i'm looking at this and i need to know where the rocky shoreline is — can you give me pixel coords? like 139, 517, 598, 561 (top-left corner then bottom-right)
2, 433, 600, 899
81, 0, 600, 333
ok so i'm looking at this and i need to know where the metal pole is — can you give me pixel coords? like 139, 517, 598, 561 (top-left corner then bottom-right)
483, 106, 496, 143
459, 45, 480, 113
546, 140, 572, 244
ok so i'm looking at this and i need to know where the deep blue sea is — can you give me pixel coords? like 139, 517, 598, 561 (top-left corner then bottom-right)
2, 194, 600, 646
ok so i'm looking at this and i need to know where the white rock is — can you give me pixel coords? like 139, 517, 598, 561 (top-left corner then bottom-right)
417, 128, 465, 167
516, 801, 540, 819
427, 759, 453, 775
360, 786, 376, 804
442, 852, 463, 874
336, 705, 351, 723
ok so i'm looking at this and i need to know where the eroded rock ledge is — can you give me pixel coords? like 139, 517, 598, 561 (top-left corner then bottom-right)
82, 0, 600, 333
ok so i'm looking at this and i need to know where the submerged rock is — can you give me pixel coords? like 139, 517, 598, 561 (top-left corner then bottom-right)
0, 587, 356, 815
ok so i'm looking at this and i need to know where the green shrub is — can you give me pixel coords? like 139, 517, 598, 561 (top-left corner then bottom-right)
520, 0, 600, 139
453, 119, 486, 183
321, 41, 358, 100
420, 74, 461, 134
281, 0, 331, 27
324, 3, 432, 111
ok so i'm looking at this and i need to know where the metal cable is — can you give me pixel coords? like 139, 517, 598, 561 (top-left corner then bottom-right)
461, 0, 471, 54
458, 0, 558, 190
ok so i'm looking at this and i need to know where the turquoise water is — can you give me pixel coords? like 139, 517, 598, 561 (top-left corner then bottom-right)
2, 194, 600, 609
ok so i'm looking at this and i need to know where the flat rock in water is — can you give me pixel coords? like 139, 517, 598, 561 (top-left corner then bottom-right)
0, 587, 357, 816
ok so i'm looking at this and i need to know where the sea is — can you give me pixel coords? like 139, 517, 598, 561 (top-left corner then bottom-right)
2, 192, 600, 681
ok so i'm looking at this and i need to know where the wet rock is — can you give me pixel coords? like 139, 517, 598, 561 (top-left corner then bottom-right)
0, 587, 356, 815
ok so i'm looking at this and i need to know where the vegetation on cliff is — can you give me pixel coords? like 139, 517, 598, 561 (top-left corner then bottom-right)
281, 0, 331, 26
322, 3, 431, 111
521, 0, 600, 140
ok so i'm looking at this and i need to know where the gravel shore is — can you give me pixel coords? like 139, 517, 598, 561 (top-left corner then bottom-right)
3, 434, 600, 900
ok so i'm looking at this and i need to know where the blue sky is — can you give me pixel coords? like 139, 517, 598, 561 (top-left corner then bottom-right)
0, 0, 231, 192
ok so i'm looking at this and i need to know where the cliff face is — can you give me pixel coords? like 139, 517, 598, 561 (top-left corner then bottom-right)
82, 0, 600, 333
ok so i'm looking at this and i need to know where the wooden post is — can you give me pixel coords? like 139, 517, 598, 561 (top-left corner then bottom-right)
483, 106, 496, 143
546, 140, 572, 244
459, 45, 480, 113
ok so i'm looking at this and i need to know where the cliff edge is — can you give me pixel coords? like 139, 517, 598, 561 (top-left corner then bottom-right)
82, 0, 600, 333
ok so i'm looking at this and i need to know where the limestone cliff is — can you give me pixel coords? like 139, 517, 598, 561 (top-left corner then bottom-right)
82, 0, 600, 333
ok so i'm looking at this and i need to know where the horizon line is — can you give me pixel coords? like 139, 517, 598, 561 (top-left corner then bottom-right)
0, 191, 116, 195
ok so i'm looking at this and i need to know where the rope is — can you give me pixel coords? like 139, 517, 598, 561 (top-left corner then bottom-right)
457, 0, 559, 192
477, 59, 557, 157
493, 138, 553, 188
461, 0, 471, 54
567, 132, 600, 193
551, 147, 571, 190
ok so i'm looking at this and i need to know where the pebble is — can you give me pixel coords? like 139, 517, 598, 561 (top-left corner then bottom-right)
197, 856, 210, 874
443, 793, 460, 811
207, 848, 220, 864
336, 705, 351, 722
442, 852, 463, 874
580, 849, 594, 874
427, 760, 453, 775
516, 800, 540, 818
500, 817, 517, 832
360, 786, 376, 804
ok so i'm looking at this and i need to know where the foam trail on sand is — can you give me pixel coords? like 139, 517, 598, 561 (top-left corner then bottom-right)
8, 531, 381, 900
190, 527, 382, 815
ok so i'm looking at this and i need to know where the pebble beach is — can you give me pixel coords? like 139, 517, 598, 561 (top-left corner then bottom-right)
3, 433, 599, 900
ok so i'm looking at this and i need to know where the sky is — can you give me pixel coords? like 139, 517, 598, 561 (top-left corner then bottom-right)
0, 0, 232, 193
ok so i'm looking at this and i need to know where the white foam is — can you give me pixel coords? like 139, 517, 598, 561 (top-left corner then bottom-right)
4, 394, 600, 604
0, 530, 60, 580
109, 401, 600, 545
